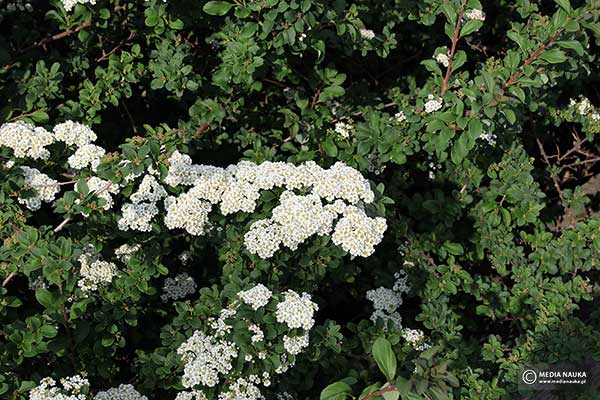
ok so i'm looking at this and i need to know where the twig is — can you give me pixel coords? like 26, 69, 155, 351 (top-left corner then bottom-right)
21, 20, 92, 53
2, 272, 16, 287
193, 122, 210, 138
363, 385, 399, 400
536, 138, 565, 203
61, 304, 78, 370
54, 218, 71, 233
503, 30, 562, 89
121, 101, 138, 134
96, 31, 136, 62
310, 88, 321, 109
30, 180, 76, 188
440, 0, 468, 97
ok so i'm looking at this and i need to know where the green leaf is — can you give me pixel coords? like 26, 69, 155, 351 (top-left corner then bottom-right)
443, 241, 464, 255
372, 337, 397, 382
555, 40, 584, 56
35, 288, 61, 311
320, 381, 352, 400
554, 0, 572, 13
30, 110, 49, 123
537, 49, 567, 64
203, 1, 233, 16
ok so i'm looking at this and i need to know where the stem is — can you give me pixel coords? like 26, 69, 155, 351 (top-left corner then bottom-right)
2, 272, 16, 287
21, 20, 92, 53
440, 0, 468, 97
503, 30, 562, 89
61, 304, 78, 370
364, 385, 399, 400
54, 218, 71, 233
30, 180, 76, 188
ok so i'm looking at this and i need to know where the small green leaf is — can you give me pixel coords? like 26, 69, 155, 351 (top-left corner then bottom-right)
203, 1, 233, 16
372, 337, 397, 382
30, 110, 49, 123
320, 381, 352, 400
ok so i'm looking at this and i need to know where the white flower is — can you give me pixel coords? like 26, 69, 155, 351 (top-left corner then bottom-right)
117, 202, 159, 232
276, 290, 318, 330
53, 121, 97, 147
94, 384, 148, 400
592, 113, 600, 120
114, 243, 141, 263
77, 250, 118, 293
130, 175, 167, 203
0, 121, 54, 160
175, 391, 209, 400
164, 192, 213, 236
238, 284, 272, 310
30, 374, 89, 400
67, 144, 105, 171
161, 273, 197, 302
331, 206, 387, 258
334, 121, 353, 138
177, 331, 238, 388
360, 28, 375, 40
62, 0, 96, 12
465, 9, 485, 21
424, 94, 443, 113
394, 111, 406, 123
283, 333, 310, 355
367, 271, 410, 331
17, 166, 61, 211
248, 324, 264, 343
435, 52, 450, 67
76, 176, 119, 212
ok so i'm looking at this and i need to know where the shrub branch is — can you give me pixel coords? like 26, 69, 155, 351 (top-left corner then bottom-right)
440, 0, 468, 97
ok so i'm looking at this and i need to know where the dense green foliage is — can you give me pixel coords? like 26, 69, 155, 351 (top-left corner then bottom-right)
1, 0, 600, 399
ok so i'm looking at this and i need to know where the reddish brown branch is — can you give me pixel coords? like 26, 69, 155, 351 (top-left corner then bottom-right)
22, 20, 92, 53
503, 30, 562, 89
96, 31, 136, 62
363, 385, 399, 400
194, 122, 210, 138
310, 89, 321, 109
440, 0, 468, 97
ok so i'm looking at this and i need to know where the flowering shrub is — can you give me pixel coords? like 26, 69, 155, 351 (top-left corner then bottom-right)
1, 0, 600, 399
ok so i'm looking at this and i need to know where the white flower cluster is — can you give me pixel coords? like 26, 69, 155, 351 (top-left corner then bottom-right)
366, 271, 410, 331
161, 151, 385, 258
359, 28, 376, 40
435, 52, 450, 67
75, 177, 119, 212
118, 175, 167, 232
0, 121, 54, 160
67, 144, 105, 172
334, 121, 353, 138
394, 111, 406, 123
29, 275, 47, 291
275, 290, 318, 330
283, 333, 309, 355
114, 243, 141, 263
238, 283, 272, 310
77, 249, 118, 294
160, 272, 198, 302
62, 0, 95, 12
29, 375, 89, 400
177, 331, 239, 388
94, 384, 148, 400
177, 287, 316, 400
17, 166, 61, 211
424, 94, 443, 113
465, 9, 486, 21
175, 391, 209, 400
569, 97, 597, 117
53, 121, 97, 148
402, 328, 432, 351
0, 0, 33, 15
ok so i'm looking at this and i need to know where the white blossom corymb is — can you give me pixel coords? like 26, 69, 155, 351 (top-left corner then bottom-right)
248, 323, 264, 343
367, 271, 410, 331
17, 166, 61, 211
76, 177, 119, 211
465, 9, 486, 21
217, 377, 263, 400
29, 375, 89, 400
77, 250, 118, 294
275, 290, 318, 330
177, 331, 239, 388
0, 121, 54, 160
435, 52, 450, 67
359, 28, 376, 40
334, 121, 353, 138
114, 243, 141, 263
394, 111, 406, 123
162, 151, 385, 259
238, 283, 273, 310
130, 175, 167, 203
175, 391, 209, 400
52, 121, 97, 148
67, 144, 105, 171
94, 384, 148, 400
283, 333, 310, 355
402, 328, 432, 351
331, 206, 387, 258
62, 0, 95, 12
160, 272, 198, 302
424, 94, 443, 113
117, 202, 159, 232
